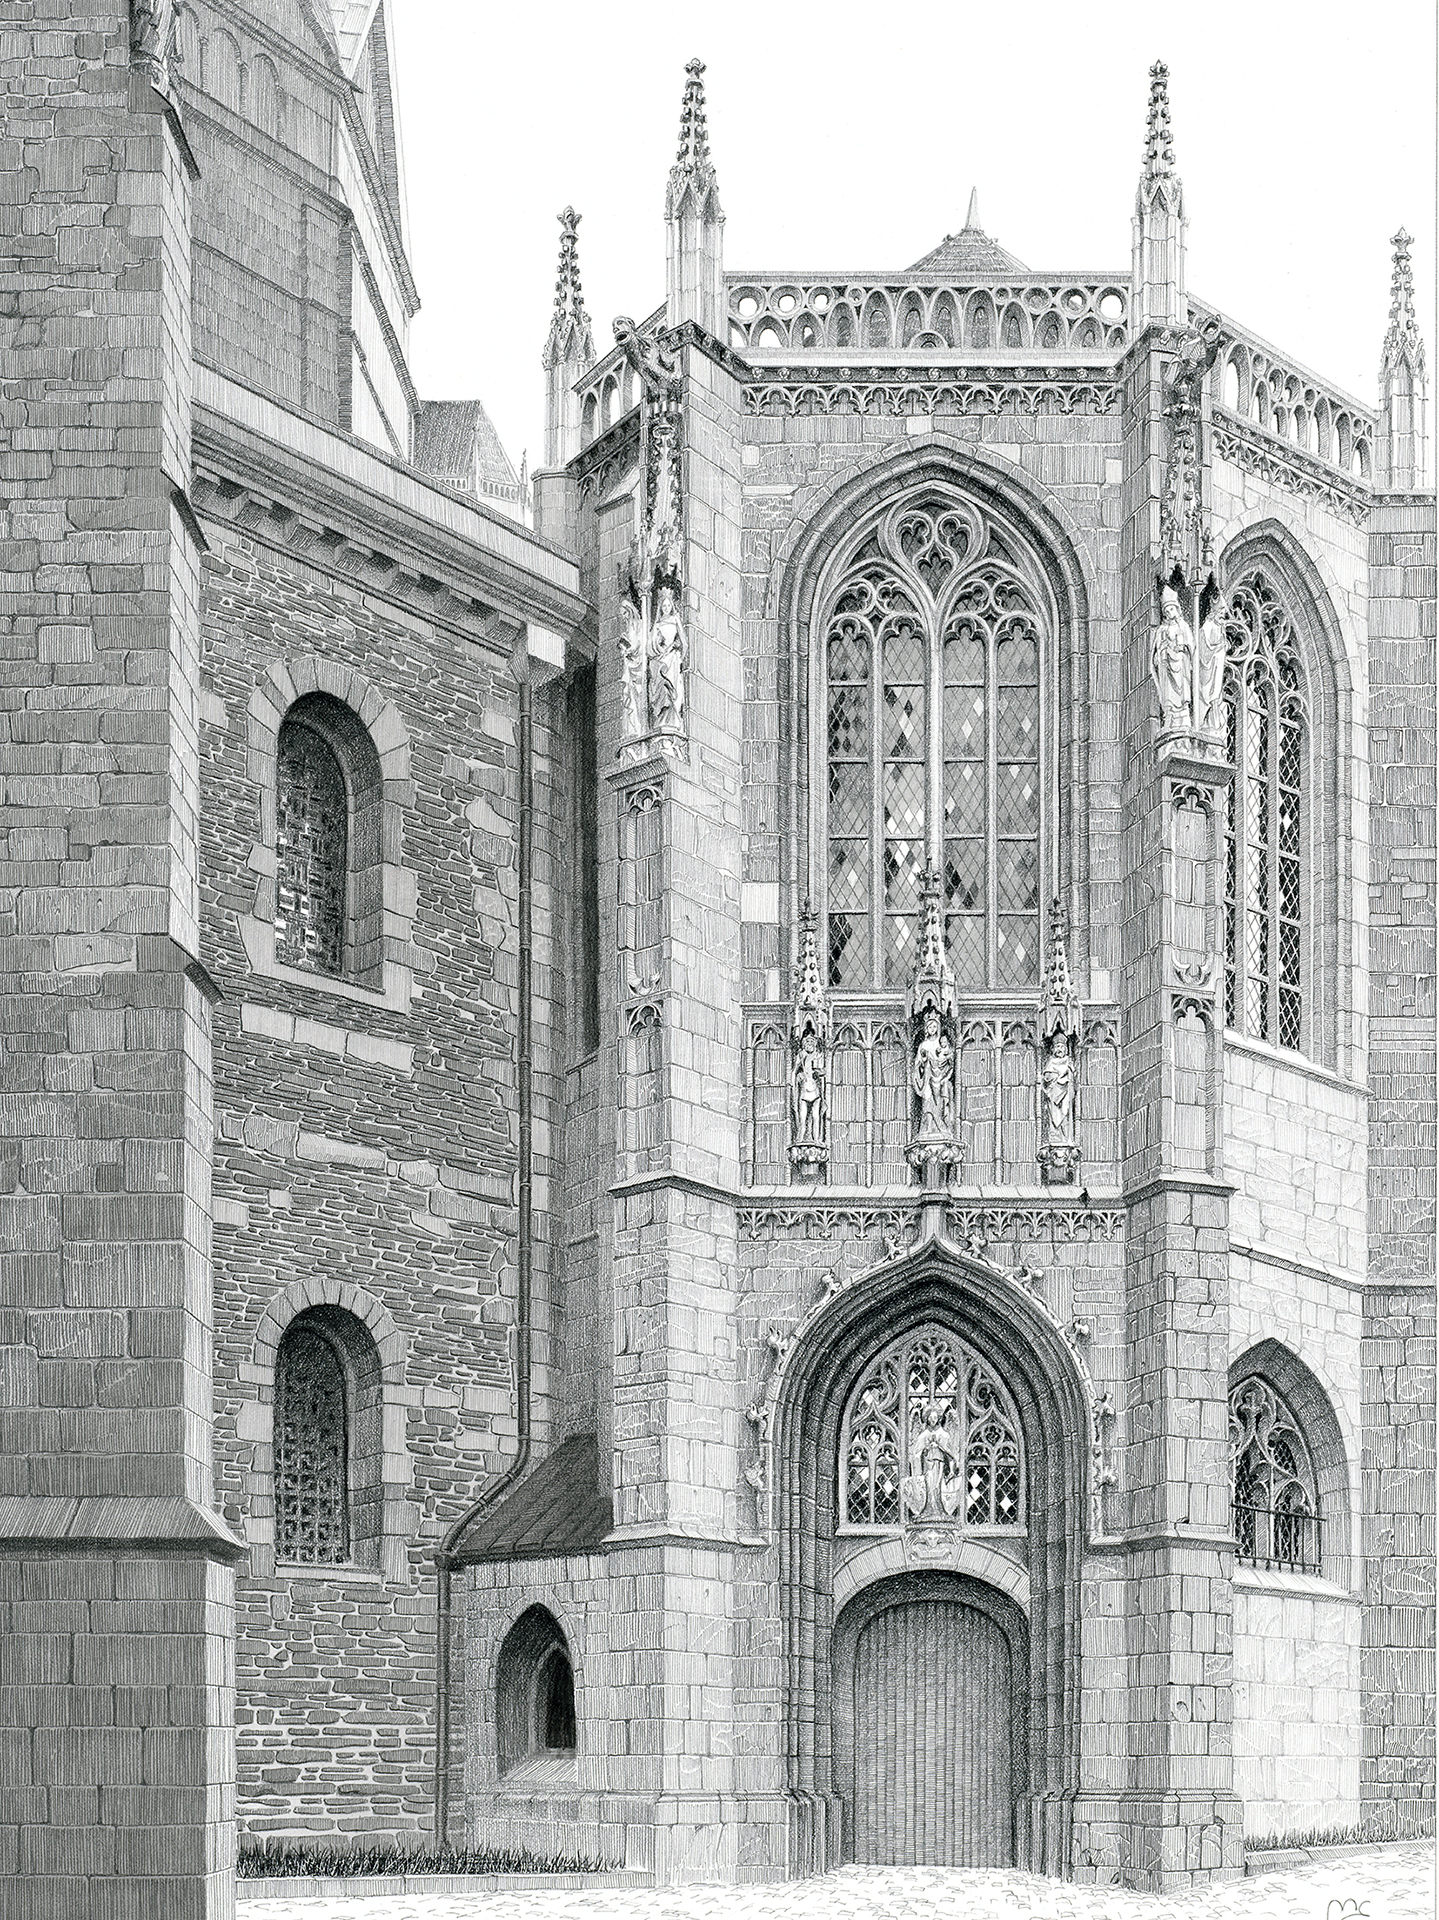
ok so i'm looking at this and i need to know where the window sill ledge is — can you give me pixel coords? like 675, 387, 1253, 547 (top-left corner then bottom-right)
1233, 1565, 1356, 1603
1223, 1031, 1366, 1098
239, 913, 412, 1014
273, 1562, 387, 1585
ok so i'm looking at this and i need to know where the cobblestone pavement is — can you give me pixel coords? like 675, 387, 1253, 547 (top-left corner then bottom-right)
239, 1842, 1435, 1920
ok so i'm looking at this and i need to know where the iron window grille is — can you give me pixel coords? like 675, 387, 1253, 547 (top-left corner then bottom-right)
1229, 1374, 1320, 1574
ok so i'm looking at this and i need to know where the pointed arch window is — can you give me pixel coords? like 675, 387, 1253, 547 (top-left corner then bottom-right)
1221, 576, 1308, 1050
840, 1327, 1024, 1533
1229, 1375, 1320, 1573
822, 493, 1052, 992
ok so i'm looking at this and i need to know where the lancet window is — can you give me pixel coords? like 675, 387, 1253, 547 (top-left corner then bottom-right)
274, 1321, 350, 1565
1229, 1374, 1320, 1573
841, 1327, 1024, 1533
276, 713, 349, 977
1221, 576, 1307, 1050
822, 493, 1052, 992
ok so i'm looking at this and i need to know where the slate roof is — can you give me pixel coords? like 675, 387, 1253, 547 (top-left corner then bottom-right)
453, 1434, 612, 1564
910, 200, 1027, 276
413, 400, 521, 505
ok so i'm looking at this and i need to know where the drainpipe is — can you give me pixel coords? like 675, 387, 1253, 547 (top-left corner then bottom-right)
434, 667, 535, 1843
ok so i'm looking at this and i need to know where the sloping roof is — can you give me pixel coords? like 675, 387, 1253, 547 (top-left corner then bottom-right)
413, 399, 521, 502
910, 194, 1027, 275
328, 0, 381, 76
454, 1435, 612, 1565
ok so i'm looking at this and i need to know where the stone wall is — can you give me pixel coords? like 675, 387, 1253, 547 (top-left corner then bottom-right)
1233, 1577, 1362, 1838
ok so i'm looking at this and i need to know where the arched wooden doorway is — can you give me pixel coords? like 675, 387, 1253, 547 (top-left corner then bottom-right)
832, 1572, 1029, 1868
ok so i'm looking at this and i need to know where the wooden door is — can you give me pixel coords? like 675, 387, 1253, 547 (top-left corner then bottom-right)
850, 1596, 1014, 1867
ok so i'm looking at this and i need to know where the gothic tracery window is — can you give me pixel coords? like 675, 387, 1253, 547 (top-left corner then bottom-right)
1221, 576, 1307, 1051
274, 1322, 350, 1565
276, 713, 349, 976
841, 1327, 1024, 1532
1229, 1375, 1320, 1573
823, 494, 1050, 992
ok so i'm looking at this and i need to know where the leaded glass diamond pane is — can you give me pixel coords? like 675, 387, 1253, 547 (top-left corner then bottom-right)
997, 840, 1038, 912
1278, 988, 1301, 1052
883, 761, 925, 840
997, 915, 1037, 986
884, 838, 924, 916
828, 912, 867, 989
996, 688, 1037, 759
884, 907, 918, 985
1279, 858, 1301, 927
944, 839, 984, 912
1278, 720, 1302, 792
943, 626, 985, 686
1277, 790, 1300, 855
828, 685, 869, 759
995, 624, 1038, 685
944, 761, 984, 835
1279, 914, 1301, 987
830, 837, 869, 911
996, 762, 1038, 836
828, 763, 869, 838
945, 913, 985, 984
828, 625, 871, 683
883, 680, 924, 759
944, 685, 985, 754
882, 620, 924, 685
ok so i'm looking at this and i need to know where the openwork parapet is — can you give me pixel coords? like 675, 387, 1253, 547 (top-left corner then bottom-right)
728, 278, 1130, 355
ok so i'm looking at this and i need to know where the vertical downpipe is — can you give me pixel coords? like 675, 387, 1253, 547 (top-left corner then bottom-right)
434, 666, 535, 1843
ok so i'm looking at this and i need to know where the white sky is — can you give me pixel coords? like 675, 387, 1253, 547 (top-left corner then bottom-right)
390, 0, 1437, 476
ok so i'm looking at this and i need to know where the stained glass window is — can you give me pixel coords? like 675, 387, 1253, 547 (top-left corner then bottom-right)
275, 1323, 350, 1565
1221, 577, 1306, 1051
276, 716, 348, 976
1229, 1375, 1319, 1573
841, 1326, 1023, 1532
823, 496, 1047, 990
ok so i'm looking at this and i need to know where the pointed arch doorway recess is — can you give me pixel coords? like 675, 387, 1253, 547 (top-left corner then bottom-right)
833, 1571, 1028, 1868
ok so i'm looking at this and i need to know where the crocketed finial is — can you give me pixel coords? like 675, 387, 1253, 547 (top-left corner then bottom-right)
676, 57, 711, 172
1143, 60, 1176, 175
543, 206, 594, 371
1387, 229, 1419, 348
793, 900, 825, 1011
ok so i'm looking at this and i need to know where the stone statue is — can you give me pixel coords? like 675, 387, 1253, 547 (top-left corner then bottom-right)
1041, 1031, 1076, 1148
912, 1008, 955, 1139
613, 314, 681, 404
1151, 584, 1195, 732
130, 0, 178, 90
648, 585, 687, 735
790, 1028, 826, 1152
618, 596, 647, 744
902, 1404, 963, 1521
1194, 588, 1229, 736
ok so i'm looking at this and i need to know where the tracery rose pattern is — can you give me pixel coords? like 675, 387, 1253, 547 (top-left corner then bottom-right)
842, 1327, 1023, 1531
1229, 1375, 1319, 1572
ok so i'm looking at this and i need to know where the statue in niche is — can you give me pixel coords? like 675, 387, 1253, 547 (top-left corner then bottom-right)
791, 1029, 826, 1155
1151, 583, 1195, 733
618, 595, 647, 745
788, 906, 831, 1176
902, 1404, 964, 1521
1194, 584, 1230, 737
1041, 1031, 1076, 1147
648, 583, 687, 737
1038, 897, 1082, 1186
912, 1008, 955, 1139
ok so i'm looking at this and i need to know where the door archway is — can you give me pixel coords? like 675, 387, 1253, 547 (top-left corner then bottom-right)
833, 1571, 1028, 1867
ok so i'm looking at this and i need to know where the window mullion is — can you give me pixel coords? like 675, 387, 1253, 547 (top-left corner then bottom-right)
926, 614, 943, 877
986, 630, 999, 987
870, 622, 884, 987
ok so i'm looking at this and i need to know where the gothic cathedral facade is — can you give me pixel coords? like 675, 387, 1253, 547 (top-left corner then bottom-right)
0, 7, 1433, 1915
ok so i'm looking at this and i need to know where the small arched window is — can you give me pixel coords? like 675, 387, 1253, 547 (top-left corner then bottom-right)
840, 1327, 1024, 1533
274, 1319, 350, 1566
273, 1306, 384, 1570
276, 712, 349, 976
496, 1606, 579, 1776
1220, 574, 1308, 1051
1229, 1375, 1320, 1573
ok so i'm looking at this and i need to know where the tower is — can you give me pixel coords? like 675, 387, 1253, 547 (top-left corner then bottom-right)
1132, 60, 1187, 330
665, 57, 725, 336
541, 206, 595, 469
1377, 228, 1430, 490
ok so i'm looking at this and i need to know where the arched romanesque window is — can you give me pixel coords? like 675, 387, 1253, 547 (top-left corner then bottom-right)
841, 1328, 1024, 1533
822, 492, 1054, 992
276, 712, 349, 976
1229, 1375, 1320, 1573
273, 1306, 384, 1569
1221, 575, 1308, 1051
274, 1319, 350, 1565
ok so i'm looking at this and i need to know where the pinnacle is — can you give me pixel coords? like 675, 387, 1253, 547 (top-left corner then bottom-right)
1143, 58, 1176, 176
675, 55, 712, 174
544, 206, 593, 368
1384, 225, 1423, 367
964, 187, 981, 231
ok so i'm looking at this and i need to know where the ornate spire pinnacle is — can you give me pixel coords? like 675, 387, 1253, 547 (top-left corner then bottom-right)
907, 864, 957, 1026
964, 187, 981, 231
542, 206, 594, 373
665, 57, 725, 333
1041, 896, 1081, 1042
1142, 60, 1177, 177
1133, 58, 1187, 329
792, 901, 826, 1014
1378, 226, 1430, 489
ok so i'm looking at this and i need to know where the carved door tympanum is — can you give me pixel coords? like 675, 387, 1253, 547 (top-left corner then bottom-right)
849, 1595, 1014, 1867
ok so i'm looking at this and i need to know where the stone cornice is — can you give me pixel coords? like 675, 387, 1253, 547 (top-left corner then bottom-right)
191, 369, 589, 647
1212, 408, 1371, 525
744, 368, 1120, 419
